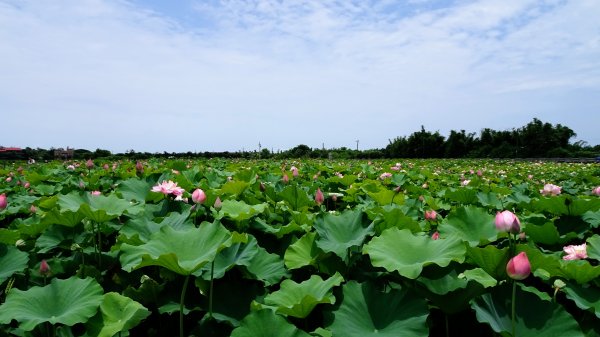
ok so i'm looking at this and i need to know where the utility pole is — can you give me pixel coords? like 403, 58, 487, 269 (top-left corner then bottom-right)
355, 140, 359, 151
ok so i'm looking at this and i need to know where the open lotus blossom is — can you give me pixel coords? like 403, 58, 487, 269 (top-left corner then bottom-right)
495, 210, 521, 234
506, 252, 531, 280
540, 183, 561, 196
67, 164, 75, 170
0, 193, 7, 210
592, 187, 600, 196
151, 180, 185, 200
425, 210, 438, 221
290, 166, 299, 177
563, 243, 587, 260
192, 188, 207, 204
379, 172, 392, 180
461, 179, 471, 186
90, 191, 101, 196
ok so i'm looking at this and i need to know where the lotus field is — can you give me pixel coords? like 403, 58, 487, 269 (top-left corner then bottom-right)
1, 158, 600, 337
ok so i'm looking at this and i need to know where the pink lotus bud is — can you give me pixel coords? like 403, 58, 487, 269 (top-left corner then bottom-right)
380, 172, 392, 180
540, 183, 561, 196
17, 166, 24, 174
470, 169, 474, 174
563, 243, 587, 260
67, 164, 75, 170
16, 180, 21, 186
6, 177, 12, 183
394, 186, 402, 193
24, 181, 30, 189
30, 205, 37, 213
592, 187, 600, 196
477, 170, 482, 176
418, 195, 425, 202
40, 259, 51, 276
214, 196, 222, 209
528, 174, 533, 180
425, 210, 438, 221
290, 166, 299, 177
506, 252, 531, 280
172, 169, 180, 175
91, 191, 101, 196
282, 174, 289, 184
136, 161, 144, 173
192, 188, 207, 204
103, 163, 109, 170
0, 193, 7, 210
315, 188, 324, 205
495, 210, 520, 234
331, 194, 337, 202
431, 231, 440, 240
86, 159, 94, 169
79, 181, 85, 189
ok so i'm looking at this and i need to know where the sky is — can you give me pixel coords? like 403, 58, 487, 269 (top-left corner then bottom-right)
1, 0, 599, 153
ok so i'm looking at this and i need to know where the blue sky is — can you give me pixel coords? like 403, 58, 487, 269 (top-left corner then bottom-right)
1, 0, 599, 153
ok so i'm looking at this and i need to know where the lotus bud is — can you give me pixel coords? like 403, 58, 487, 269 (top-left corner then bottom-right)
282, 174, 289, 184
477, 170, 482, 176
506, 252, 531, 280
30, 205, 36, 213
495, 210, 520, 234
192, 188, 207, 204
6, 177, 12, 182
431, 231, 440, 240
39, 259, 51, 276
24, 181, 30, 189
136, 161, 144, 173
0, 193, 7, 210
214, 196, 222, 209
425, 210, 438, 221
315, 188, 324, 205
592, 186, 600, 196
103, 163, 109, 170
86, 159, 94, 169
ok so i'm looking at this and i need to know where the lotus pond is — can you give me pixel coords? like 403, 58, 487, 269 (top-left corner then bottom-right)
1, 158, 599, 337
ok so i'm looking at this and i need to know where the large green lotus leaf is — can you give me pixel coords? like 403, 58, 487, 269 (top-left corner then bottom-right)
0, 277, 103, 331
251, 217, 307, 238
326, 281, 428, 337
41, 209, 85, 228
82, 193, 142, 221
219, 199, 267, 222
284, 232, 322, 270
87, 292, 151, 337
524, 221, 560, 245
314, 209, 374, 261
476, 192, 503, 210
0, 244, 29, 284
200, 279, 265, 327
58, 192, 87, 212
195, 235, 258, 280
36, 224, 81, 254
444, 188, 478, 204
362, 228, 465, 279
562, 281, 600, 319
219, 180, 250, 197
583, 210, 600, 228
255, 272, 344, 318
417, 268, 468, 295
116, 177, 155, 203
587, 234, 600, 261
231, 310, 311, 337
245, 242, 289, 286
119, 217, 164, 243
466, 246, 510, 280
370, 206, 421, 234
119, 221, 233, 275
279, 185, 312, 211
533, 196, 600, 216
0, 229, 20, 245
158, 206, 194, 230
472, 283, 584, 337
362, 184, 402, 206
438, 206, 497, 247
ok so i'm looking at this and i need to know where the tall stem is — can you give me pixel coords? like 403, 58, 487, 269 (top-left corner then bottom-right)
511, 281, 517, 337
180, 275, 190, 337
209, 261, 215, 318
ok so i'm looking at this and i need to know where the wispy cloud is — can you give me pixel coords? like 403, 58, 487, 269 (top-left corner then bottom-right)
1, 0, 598, 151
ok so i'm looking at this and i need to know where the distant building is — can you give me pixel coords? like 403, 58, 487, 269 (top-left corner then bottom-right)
0, 146, 24, 160
0, 146, 22, 152
54, 147, 74, 160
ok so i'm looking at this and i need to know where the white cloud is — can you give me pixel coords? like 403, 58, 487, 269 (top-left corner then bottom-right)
0, 0, 598, 152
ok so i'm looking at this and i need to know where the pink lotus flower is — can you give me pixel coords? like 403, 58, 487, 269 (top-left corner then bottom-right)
192, 188, 207, 204
528, 174, 533, 180
461, 179, 471, 186
495, 210, 520, 234
563, 243, 587, 260
135, 161, 144, 173
282, 174, 289, 184
379, 172, 392, 180
506, 252, 531, 280
390, 166, 400, 171
30, 205, 37, 213
67, 165, 75, 170
103, 163, 109, 170
431, 231, 440, 240
214, 196, 222, 209
6, 177, 12, 182
39, 259, 51, 276
290, 166, 299, 177
86, 159, 94, 169
24, 182, 30, 189
315, 188, 324, 205
151, 180, 185, 199
0, 193, 7, 210
592, 187, 600, 196
540, 183, 561, 196
90, 191, 101, 196
477, 170, 482, 176
425, 210, 438, 221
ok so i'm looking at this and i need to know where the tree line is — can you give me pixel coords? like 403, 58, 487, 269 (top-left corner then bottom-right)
1, 118, 598, 161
